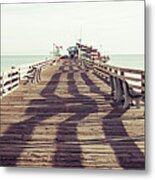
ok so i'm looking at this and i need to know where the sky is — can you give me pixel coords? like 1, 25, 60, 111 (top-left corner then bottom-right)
1, 1, 144, 55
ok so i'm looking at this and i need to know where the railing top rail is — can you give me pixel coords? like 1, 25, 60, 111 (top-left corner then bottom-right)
85, 58, 144, 74
99, 63, 144, 74
85, 58, 145, 93
1, 58, 53, 76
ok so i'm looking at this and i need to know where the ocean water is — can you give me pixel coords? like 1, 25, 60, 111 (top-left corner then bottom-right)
107, 54, 144, 70
1, 55, 49, 73
1, 54, 144, 73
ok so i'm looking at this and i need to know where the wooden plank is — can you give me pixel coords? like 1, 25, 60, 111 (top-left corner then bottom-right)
0, 59, 145, 169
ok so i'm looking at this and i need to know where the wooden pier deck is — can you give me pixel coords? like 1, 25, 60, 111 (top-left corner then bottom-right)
0, 59, 145, 169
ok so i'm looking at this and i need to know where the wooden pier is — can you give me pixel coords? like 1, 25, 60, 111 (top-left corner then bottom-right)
0, 59, 145, 169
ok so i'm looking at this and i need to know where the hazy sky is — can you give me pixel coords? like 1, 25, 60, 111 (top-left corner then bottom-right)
1, 1, 144, 55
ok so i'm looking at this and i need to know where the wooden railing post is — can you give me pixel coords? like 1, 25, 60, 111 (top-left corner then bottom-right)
0, 74, 4, 96
18, 68, 21, 81
104, 66, 108, 81
109, 67, 112, 83
10, 68, 13, 91
8, 71, 12, 91
114, 69, 118, 75
141, 72, 145, 94
120, 70, 124, 77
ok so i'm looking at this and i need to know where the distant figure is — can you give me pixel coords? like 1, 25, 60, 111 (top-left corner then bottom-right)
33, 65, 42, 83
67, 46, 78, 60
11, 66, 16, 69
24, 65, 42, 84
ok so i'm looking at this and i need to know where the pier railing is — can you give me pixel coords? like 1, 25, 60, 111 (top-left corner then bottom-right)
84, 59, 145, 93
0, 68, 20, 97
0, 59, 53, 97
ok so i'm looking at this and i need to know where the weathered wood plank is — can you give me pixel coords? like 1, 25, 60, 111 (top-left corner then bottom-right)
0, 59, 145, 169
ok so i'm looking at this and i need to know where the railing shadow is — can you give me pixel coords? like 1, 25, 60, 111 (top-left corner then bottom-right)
102, 107, 145, 169
52, 63, 98, 168
80, 72, 112, 99
80, 67, 145, 169
0, 60, 145, 169
0, 68, 63, 166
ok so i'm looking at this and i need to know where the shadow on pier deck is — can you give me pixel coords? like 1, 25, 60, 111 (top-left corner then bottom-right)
0, 59, 145, 169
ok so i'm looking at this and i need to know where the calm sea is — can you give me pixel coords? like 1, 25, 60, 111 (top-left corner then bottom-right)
107, 54, 144, 70
1, 55, 49, 73
1, 54, 144, 73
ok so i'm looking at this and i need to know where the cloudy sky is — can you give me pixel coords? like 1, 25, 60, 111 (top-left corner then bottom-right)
1, 0, 144, 55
